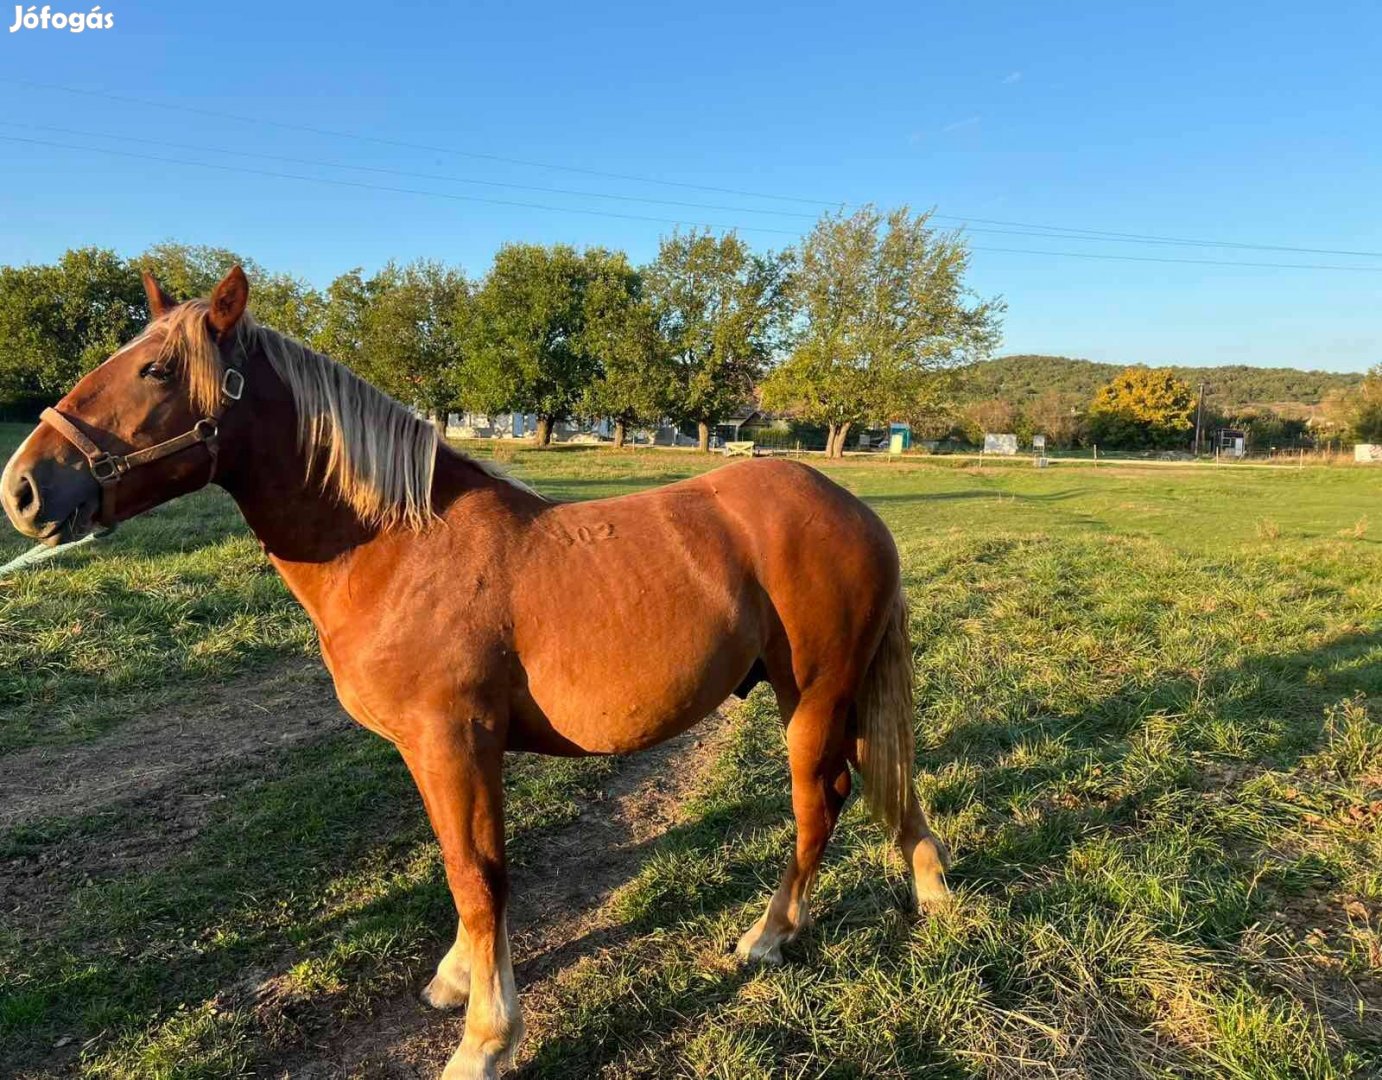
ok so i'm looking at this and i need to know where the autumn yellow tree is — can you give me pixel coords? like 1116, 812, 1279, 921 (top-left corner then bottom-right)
1086, 367, 1195, 449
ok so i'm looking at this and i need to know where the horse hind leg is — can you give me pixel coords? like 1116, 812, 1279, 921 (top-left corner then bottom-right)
852, 590, 952, 910
898, 793, 950, 909
736, 691, 851, 965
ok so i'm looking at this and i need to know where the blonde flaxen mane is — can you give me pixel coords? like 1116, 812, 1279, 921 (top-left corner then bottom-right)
157, 301, 537, 530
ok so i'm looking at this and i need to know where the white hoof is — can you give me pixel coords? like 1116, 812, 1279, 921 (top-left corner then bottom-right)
441, 1053, 499, 1080
422, 969, 470, 1010
909, 835, 952, 910
914, 874, 951, 911
735, 918, 788, 965
441, 1032, 519, 1080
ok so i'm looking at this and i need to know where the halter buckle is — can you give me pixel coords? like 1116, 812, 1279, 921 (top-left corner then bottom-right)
222, 368, 245, 401
90, 454, 124, 483
194, 418, 220, 441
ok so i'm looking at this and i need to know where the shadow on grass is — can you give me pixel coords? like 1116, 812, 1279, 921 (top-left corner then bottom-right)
0, 727, 614, 1075
4, 624, 1380, 1076
514, 628, 1382, 1076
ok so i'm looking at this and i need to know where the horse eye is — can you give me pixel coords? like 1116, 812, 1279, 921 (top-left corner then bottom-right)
139, 361, 172, 382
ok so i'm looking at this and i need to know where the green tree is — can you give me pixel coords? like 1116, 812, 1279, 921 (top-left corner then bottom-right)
579, 258, 672, 448
645, 231, 792, 452
314, 267, 372, 358
368, 261, 469, 435
136, 243, 326, 341
135, 243, 255, 300
461, 244, 613, 446
762, 207, 1002, 457
1087, 367, 1196, 449
315, 262, 468, 434
250, 272, 328, 343
0, 248, 144, 416
959, 398, 1022, 447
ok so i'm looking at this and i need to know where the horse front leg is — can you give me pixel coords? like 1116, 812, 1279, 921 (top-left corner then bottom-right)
422, 916, 472, 1009
402, 716, 522, 1080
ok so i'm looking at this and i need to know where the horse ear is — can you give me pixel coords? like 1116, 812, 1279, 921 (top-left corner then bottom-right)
208, 265, 249, 337
141, 271, 176, 320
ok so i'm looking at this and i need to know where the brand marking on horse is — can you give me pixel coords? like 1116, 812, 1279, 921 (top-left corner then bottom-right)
544, 521, 616, 546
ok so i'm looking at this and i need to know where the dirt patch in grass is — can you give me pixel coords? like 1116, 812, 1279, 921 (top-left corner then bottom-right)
1, 645, 736, 1078
0, 662, 348, 938
267, 715, 735, 1079
0, 661, 344, 833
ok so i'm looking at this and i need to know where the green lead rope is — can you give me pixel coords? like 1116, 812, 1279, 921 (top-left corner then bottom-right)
0, 531, 103, 579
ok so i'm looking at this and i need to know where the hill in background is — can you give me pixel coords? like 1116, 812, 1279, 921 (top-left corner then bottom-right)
962, 355, 1365, 410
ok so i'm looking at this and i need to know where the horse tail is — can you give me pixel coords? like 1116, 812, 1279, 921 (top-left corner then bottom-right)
855, 590, 917, 835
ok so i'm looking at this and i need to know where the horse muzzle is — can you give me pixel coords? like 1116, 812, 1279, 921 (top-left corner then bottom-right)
0, 443, 101, 545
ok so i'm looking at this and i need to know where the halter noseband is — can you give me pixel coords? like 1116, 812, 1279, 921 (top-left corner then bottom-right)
39, 361, 245, 523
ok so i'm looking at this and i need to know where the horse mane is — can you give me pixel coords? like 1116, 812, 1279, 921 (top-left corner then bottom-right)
156, 300, 540, 531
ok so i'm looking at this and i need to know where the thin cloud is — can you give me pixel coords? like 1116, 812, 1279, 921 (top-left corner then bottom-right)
1002, 70, 1023, 84
940, 115, 982, 134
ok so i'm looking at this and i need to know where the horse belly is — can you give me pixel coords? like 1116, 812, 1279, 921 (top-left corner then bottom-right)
510, 597, 761, 755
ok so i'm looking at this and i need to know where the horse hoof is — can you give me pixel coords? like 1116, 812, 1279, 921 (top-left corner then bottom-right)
422, 971, 469, 1010
442, 1038, 514, 1080
734, 927, 785, 965
913, 876, 952, 912
441, 1057, 499, 1080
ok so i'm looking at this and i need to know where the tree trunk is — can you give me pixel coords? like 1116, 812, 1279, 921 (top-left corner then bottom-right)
836, 421, 852, 457
534, 416, 553, 446
432, 410, 448, 441
613, 419, 626, 449
697, 420, 711, 453
826, 422, 851, 459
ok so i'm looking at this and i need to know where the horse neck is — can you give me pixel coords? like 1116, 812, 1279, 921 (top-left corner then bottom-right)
214, 389, 521, 624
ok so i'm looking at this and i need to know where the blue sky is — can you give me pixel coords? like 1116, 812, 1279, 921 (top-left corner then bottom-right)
1, 0, 1379, 371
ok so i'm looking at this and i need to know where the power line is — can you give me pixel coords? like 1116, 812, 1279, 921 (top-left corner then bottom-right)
970, 244, 1382, 273
0, 120, 824, 222
6, 76, 1381, 261
0, 76, 836, 208
7, 132, 1382, 274
10, 119, 1382, 262
930, 213, 1382, 259
0, 133, 801, 235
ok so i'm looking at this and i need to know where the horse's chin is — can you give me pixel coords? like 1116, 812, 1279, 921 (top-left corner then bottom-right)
42, 504, 100, 547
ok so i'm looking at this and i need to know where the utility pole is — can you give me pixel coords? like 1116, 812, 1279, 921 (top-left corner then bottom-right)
1194, 382, 1206, 457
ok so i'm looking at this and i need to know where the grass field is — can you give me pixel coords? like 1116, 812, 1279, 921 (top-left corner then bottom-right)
2, 421, 1381, 1078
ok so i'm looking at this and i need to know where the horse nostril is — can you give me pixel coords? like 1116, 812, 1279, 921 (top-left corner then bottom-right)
13, 473, 35, 516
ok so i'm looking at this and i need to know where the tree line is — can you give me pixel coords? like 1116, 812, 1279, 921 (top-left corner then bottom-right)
954, 364, 1382, 452
0, 207, 1004, 456
961, 354, 1362, 410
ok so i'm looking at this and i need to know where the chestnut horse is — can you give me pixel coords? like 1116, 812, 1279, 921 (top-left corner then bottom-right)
0, 268, 949, 1079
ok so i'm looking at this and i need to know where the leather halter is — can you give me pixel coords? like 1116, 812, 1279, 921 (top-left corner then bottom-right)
39, 363, 245, 523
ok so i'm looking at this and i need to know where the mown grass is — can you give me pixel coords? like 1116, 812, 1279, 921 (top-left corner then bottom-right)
2, 424, 1381, 1076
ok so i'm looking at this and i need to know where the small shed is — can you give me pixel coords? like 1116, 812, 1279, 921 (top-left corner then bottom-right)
1215, 429, 1246, 459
